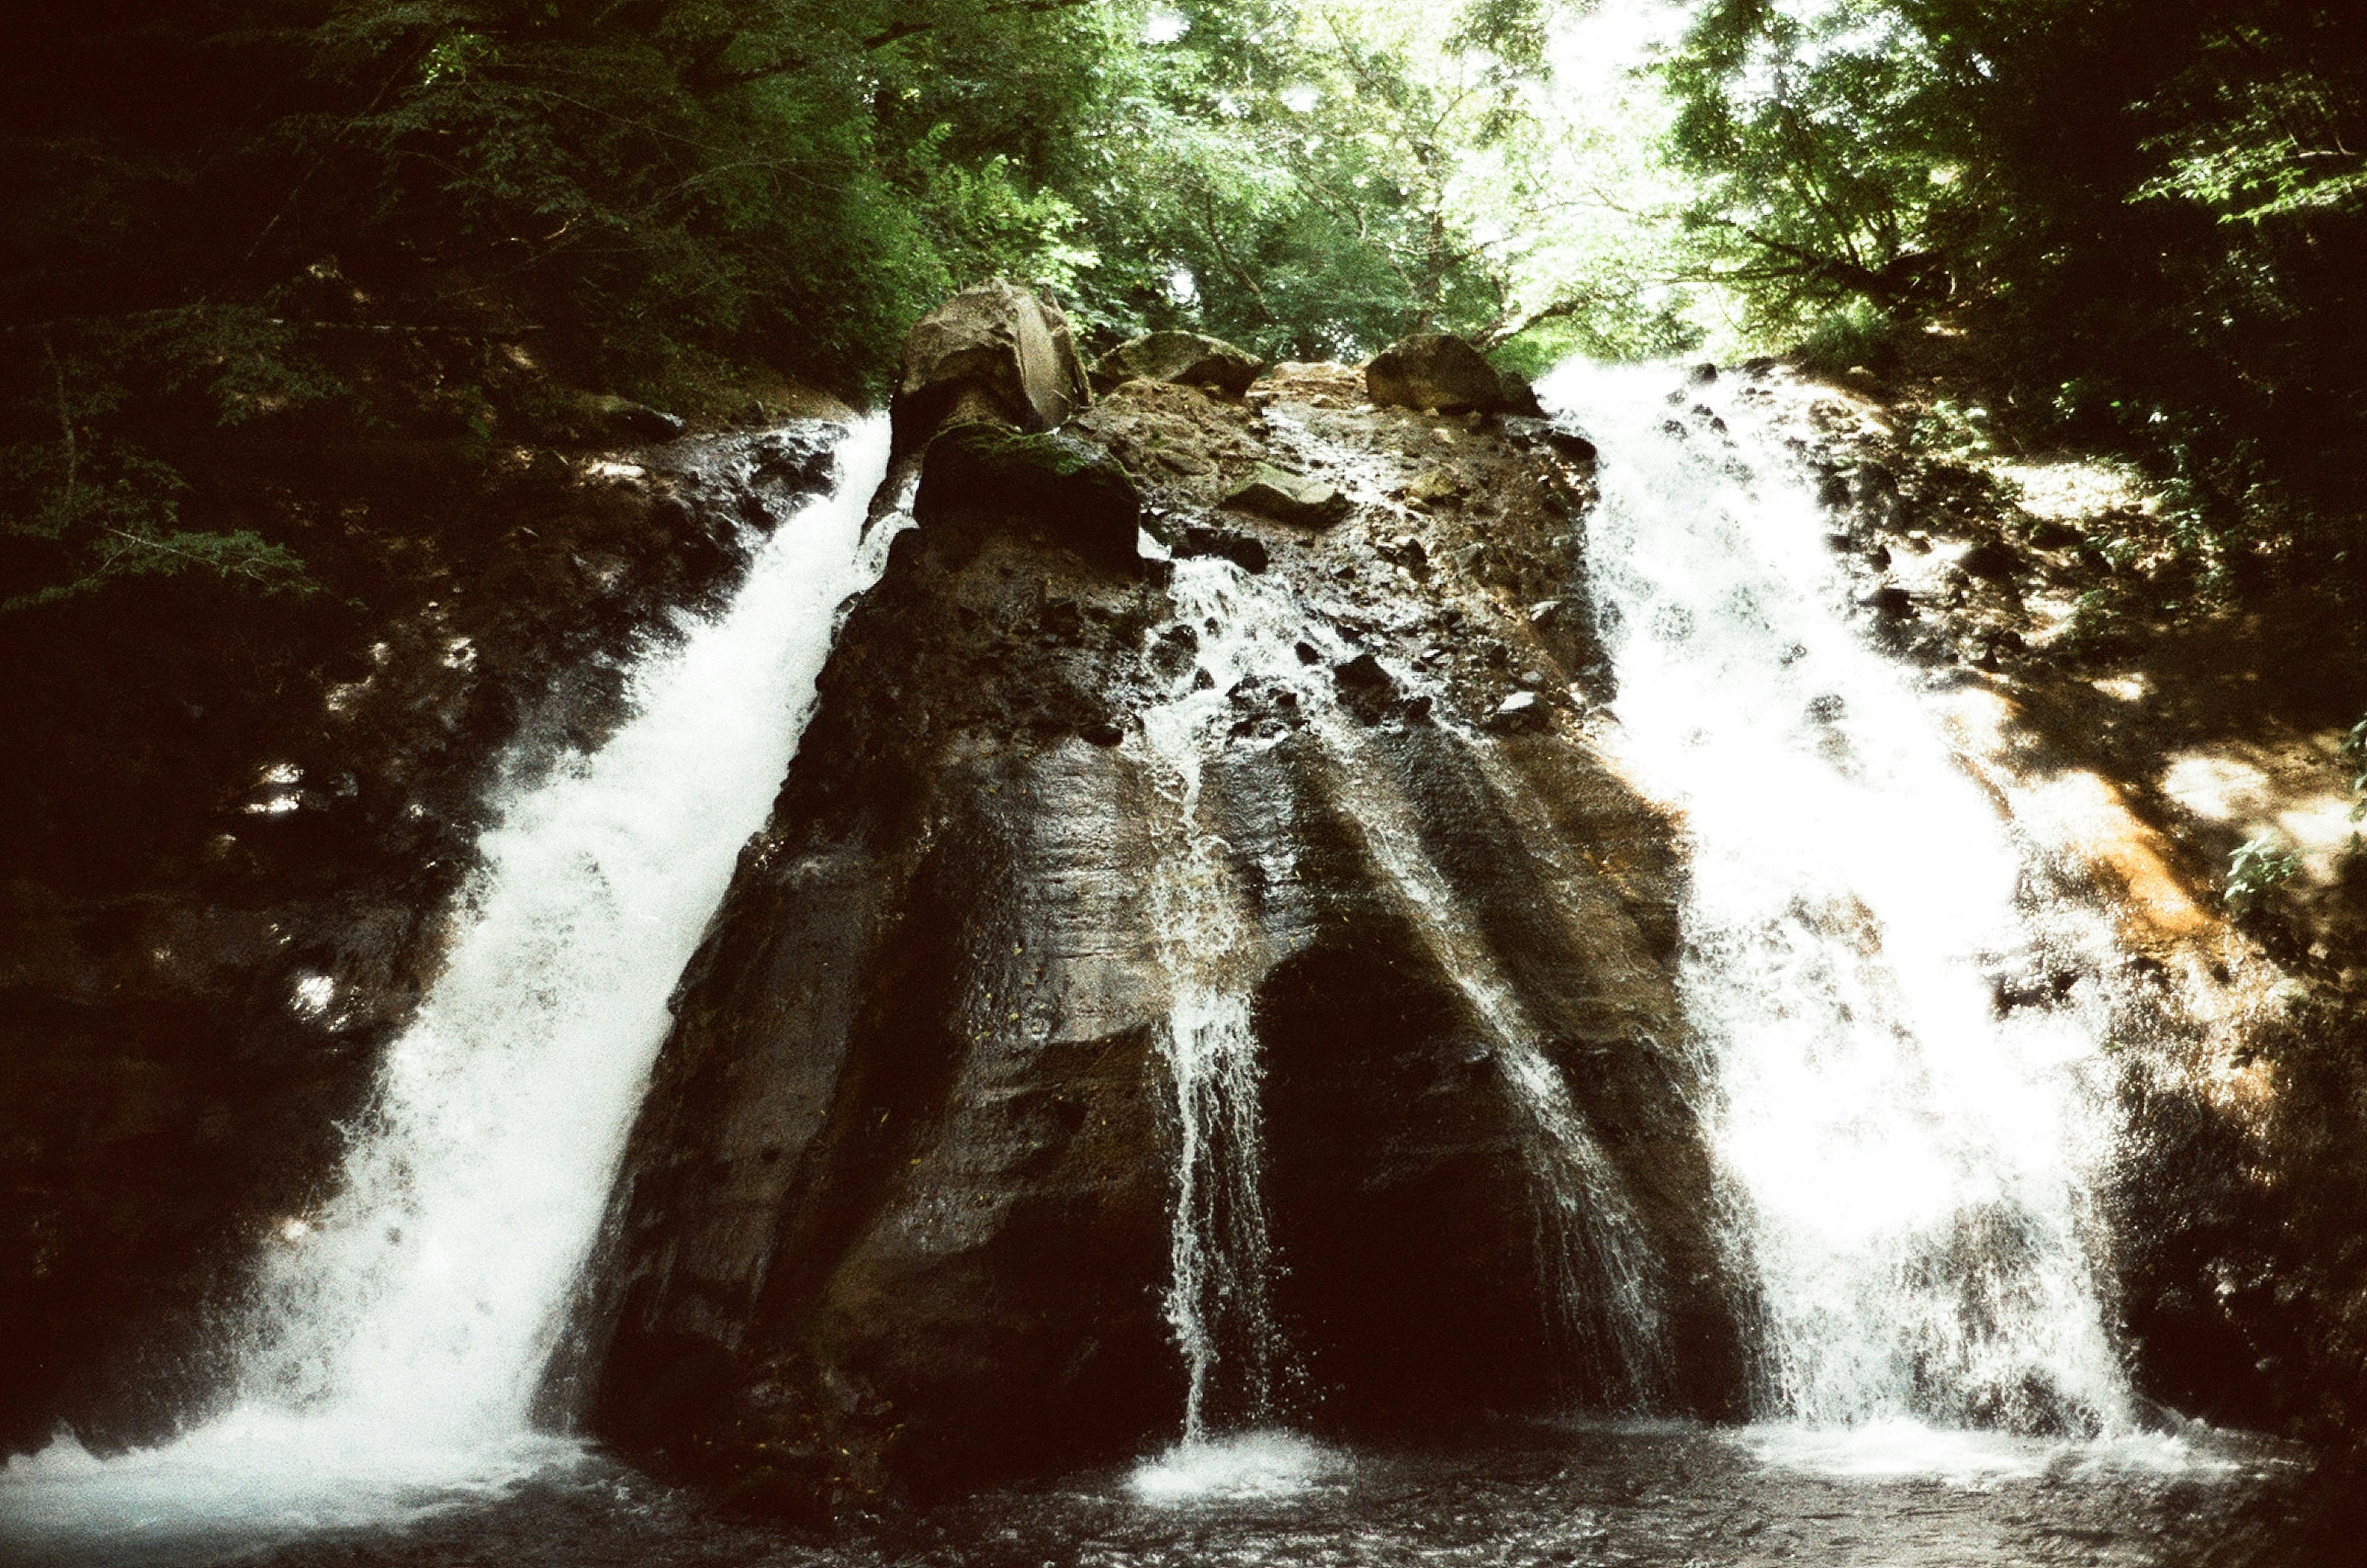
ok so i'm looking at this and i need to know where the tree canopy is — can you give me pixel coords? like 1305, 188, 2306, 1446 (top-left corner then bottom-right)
1657, 0, 2366, 642
2, 0, 2360, 618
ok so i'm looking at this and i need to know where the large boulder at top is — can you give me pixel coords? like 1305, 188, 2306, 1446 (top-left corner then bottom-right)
1092, 331, 1267, 398
914, 422, 1144, 574
890, 280, 1093, 457
1367, 331, 1519, 414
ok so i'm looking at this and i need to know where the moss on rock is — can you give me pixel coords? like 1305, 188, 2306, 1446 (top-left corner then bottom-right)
914, 421, 1145, 573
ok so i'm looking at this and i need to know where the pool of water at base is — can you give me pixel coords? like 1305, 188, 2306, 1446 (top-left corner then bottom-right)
17, 1419, 2323, 1568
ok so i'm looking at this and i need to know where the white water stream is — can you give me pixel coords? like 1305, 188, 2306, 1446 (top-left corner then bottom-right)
1543, 361, 2135, 1436
1132, 559, 1301, 1451
1132, 551, 1669, 1497
1, 419, 896, 1558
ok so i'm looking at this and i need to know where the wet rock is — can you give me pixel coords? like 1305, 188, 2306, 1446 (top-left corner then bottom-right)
1543, 428, 1598, 466
1860, 584, 1914, 619
1380, 535, 1431, 581
1222, 463, 1349, 528
914, 422, 1143, 573
1176, 525, 1269, 574
890, 280, 1092, 456
583, 393, 687, 444
1367, 332, 1516, 414
589, 354, 1743, 1516
1092, 331, 1266, 398
1333, 651, 1396, 724
1486, 690, 1550, 733
588, 480, 1179, 1509
748, 428, 840, 492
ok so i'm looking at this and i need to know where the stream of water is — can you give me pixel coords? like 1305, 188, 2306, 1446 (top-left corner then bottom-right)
1542, 361, 2134, 1435
0, 419, 897, 1565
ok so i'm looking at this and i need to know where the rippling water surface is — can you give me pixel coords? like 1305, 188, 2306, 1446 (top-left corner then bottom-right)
7, 1422, 2296, 1568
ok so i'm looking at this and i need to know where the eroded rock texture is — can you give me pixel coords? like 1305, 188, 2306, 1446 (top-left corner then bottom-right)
588, 353, 1745, 1518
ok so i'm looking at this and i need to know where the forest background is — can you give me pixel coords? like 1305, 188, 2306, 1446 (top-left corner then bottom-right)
1, 0, 2360, 654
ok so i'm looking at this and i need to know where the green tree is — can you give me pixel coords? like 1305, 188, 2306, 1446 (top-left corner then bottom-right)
1660, 0, 2367, 632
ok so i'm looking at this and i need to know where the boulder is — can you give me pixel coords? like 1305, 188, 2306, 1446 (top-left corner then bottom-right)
1486, 690, 1550, 733
583, 393, 687, 444
1092, 331, 1267, 398
1175, 524, 1269, 574
1542, 428, 1598, 465
890, 280, 1092, 457
1498, 369, 1547, 417
915, 421, 1142, 573
1331, 651, 1396, 724
1406, 465, 1464, 506
1366, 332, 1516, 415
583, 357, 1747, 1522
1221, 463, 1349, 528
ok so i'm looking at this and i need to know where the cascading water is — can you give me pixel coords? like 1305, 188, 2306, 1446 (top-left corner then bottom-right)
1135, 566, 1287, 1443
1542, 360, 2135, 1439
1, 418, 896, 1559
1131, 548, 1672, 1492
1329, 764, 1674, 1408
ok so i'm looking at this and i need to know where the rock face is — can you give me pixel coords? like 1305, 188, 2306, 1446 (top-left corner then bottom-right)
914, 422, 1144, 574
1093, 331, 1267, 398
889, 280, 1093, 458
586, 357, 1748, 1518
1367, 332, 1524, 414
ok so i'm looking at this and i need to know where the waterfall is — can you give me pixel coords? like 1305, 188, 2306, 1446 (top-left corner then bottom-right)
1314, 748, 1673, 1407
1135, 560, 1293, 1445
1543, 361, 2134, 1436
1, 418, 896, 1551
1132, 553, 1669, 1468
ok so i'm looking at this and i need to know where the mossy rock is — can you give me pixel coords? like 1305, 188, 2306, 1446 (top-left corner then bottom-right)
914, 421, 1145, 572
1221, 462, 1348, 528
1092, 331, 1266, 396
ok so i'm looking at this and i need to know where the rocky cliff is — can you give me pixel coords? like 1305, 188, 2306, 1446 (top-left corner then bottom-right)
16, 282, 2367, 1562
584, 304, 1748, 1517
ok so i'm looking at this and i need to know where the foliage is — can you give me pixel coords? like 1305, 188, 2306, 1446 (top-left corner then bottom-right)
3, 0, 1624, 608
1057, 1, 1540, 360
2227, 834, 2303, 917
2342, 714, 2367, 825
20, 0, 2350, 622
1659, 0, 2367, 635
